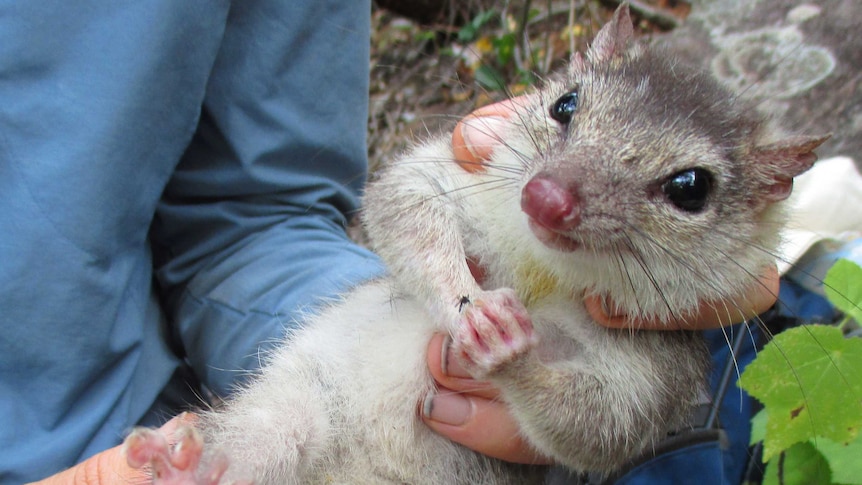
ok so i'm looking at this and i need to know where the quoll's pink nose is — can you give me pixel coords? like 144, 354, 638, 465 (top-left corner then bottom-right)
520, 175, 581, 231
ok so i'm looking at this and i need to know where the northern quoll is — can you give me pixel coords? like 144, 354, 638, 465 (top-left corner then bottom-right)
124, 5, 827, 484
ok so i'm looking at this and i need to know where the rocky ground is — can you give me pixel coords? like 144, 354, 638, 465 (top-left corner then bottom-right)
367, 0, 860, 168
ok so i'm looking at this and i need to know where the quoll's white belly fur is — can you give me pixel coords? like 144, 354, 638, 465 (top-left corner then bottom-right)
199, 281, 545, 484
195, 278, 708, 484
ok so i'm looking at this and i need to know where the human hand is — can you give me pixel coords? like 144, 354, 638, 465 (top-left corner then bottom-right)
30, 413, 195, 485
422, 333, 552, 465
422, 98, 779, 465
584, 264, 779, 329
421, 284, 778, 467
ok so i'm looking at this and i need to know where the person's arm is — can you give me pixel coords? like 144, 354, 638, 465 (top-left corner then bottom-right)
149, 0, 382, 397
30, 3, 382, 483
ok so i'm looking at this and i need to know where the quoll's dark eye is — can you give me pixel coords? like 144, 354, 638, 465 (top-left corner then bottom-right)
550, 87, 580, 124
661, 168, 713, 213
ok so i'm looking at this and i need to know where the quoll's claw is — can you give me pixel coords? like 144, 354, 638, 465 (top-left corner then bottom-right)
123, 426, 231, 485
455, 288, 537, 379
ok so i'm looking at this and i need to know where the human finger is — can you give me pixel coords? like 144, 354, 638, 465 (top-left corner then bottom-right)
426, 333, 498, 400
586, 264, 780, 330
451, 97, 531, 170
32, 413, 196, 485
420, 386, 551, 465
423, 334, 552, 464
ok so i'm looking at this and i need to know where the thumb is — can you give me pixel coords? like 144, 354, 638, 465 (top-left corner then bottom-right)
451, 96, 532, 171
31, 413, 195, 485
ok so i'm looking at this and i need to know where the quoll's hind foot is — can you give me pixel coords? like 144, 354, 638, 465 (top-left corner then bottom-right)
455, 288, 538, 379
123, 426, 245, 485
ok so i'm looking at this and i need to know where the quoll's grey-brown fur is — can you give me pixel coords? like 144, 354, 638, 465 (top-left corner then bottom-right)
124, 5, 827, 484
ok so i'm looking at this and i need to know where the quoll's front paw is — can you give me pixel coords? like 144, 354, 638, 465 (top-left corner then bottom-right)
123, 426, 237, 485
454, 288, 538, 379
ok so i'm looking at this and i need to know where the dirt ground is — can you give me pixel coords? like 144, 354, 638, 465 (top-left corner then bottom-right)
367, 0, 688, 170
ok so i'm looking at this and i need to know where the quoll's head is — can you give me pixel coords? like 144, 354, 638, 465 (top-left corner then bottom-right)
503, 4, 828, 317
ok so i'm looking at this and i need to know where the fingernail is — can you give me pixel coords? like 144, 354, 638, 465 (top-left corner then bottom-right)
422, 392, 473, 426
440, 335, 471, 378
460, 115, 507, 161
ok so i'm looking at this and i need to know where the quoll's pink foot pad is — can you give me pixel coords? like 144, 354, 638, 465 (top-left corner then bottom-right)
123, 426, 237, 485
454, 288, 538, 379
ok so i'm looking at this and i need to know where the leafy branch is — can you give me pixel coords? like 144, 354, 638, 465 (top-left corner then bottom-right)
739, 259, 862, 485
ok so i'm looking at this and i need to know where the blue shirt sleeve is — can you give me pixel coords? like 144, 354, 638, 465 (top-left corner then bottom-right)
0, 0, 381, 481
150, 1, 383, 396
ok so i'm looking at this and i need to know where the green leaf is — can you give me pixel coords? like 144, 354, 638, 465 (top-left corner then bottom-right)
762, 441, 831, 485
458, 10, 497, 43
457, 24, 478, 43
739, 325, 862, 461
824, 259, 862, 324
750, 408, 768, 445
517, 69, 537, 86
474, 64, 506, 91
416, 30, 436, 42
814, 433, 862, 484
492, 33, 516, 65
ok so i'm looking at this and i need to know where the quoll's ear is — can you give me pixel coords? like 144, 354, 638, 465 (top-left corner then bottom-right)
567, 52, 588, 77
753, 134, 831, 201
586, 4, 634, 64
